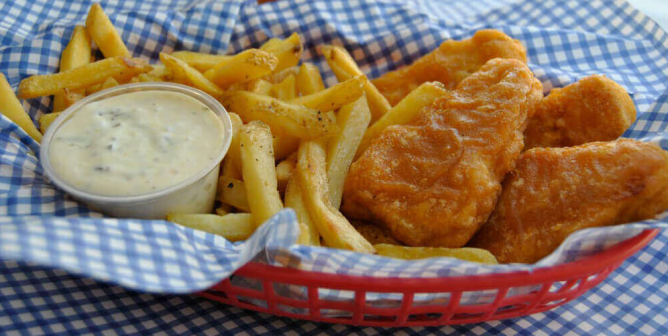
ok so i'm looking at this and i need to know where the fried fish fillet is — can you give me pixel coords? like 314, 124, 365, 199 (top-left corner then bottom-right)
524, 75, 636, 149
343, 58, 543, 247
371, 29, 527, 105
469, 139, 668, 264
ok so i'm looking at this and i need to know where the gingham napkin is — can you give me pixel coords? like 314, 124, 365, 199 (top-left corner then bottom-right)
0, 0, 667, 297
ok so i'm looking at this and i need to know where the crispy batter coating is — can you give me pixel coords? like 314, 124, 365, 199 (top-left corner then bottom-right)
524, 75, 636, 149
469, 139, 668, 264
343, 58, 543, 247
371, 29, 527, 105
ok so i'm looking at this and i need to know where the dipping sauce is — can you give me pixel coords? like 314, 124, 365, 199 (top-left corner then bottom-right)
49, 90, 225, 196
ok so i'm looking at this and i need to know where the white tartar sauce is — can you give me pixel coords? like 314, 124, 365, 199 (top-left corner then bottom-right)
49, 90, 225, 196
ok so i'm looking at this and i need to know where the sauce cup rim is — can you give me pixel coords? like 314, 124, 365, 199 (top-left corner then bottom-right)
39, 82, 233, 204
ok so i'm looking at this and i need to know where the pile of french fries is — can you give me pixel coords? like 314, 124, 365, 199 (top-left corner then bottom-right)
2, 4, 497, 264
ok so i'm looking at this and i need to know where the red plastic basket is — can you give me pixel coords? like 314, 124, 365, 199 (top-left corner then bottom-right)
200, 229, 658, 327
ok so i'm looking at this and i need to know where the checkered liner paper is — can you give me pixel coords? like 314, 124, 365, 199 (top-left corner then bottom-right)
1, 0, 667, 302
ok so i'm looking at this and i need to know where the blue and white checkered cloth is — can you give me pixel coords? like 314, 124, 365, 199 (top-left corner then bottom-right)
1, 0, 668, 334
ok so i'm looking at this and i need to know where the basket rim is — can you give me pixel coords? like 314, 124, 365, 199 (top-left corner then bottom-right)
228, 229, 659, 291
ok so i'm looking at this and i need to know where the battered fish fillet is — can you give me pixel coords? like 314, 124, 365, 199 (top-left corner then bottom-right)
469, 139, 668, 264
372, 29, 527, 105
343, 58, 543, 247
524, 75, 636, 149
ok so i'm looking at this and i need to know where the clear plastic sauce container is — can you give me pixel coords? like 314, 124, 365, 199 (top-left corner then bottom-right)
40, 82, 232, 219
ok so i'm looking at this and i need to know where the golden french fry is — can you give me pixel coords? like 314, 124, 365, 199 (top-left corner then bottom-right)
221, 157, 241, 180
276, 157, 296, 194
374, 244, 498, 264
170, 51, 231, 72
259, 38, 282, 51
285, 177, 320, 246
270, 74, 297, 100
221, 91, 338, 139
215, 205, 231, 216
18, 57, 151, 99
204, 49, 277, 88
0, 73, 42, 141
326, 95, 371, 209
62, 88, 84, 106
295, 140, 374, 253
225, 112, 244, 175
356, 81, 448, 158
321, 45, 391, 122
273, 134, 300, 161
237, 79, 272, 95
260, 33, 303, 72
296, 221, 311, 245
136, 73, 152, 82
217, 176, 250, 212
160, 53, 223, 97
53, 26, 92, 112
39, 111, 62, 134
85, 76, 120, 95
102, 76, 120, 89
167, 213, 254, 242
146, 64, 173, 81
239, 121, 283, 227
289, 75, 364, 112
85, 3, 130, 58
262, 66, 299, 84
296, 63, 325, 95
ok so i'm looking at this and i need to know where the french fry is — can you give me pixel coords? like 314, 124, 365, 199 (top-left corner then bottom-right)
85, 83, 101, 95
215, 205, 231, 216
167, 213, 254, 242
374, 244, 499, 264
296, 221, 311, 245
160, 53, 223, 97
239, 121, 283, 227
285, 177, 320, 246
273, 135, 300, 161
62, 88, 84, 106
85, 76, 120, 95
221, 157, 241, 180
296, 63, 325, 95
295, 140, 374, 253
85, 3, 130, 58
326, 95, 371, 209
53, 26, 92, 112
136, 73, 152, 82
221, 91, 338, 139
146, 64, 172, 81
262, 66, 299, 84
289, 75, 364, 112
270, 74, 297, 100
101, 77, 120, 89
356, 81, 448, 158
260, 33, 303, 72
171, 51, 231, 72
39, 111, 62, 133
259, 38, 282, 51
0, 73, 42, 141
226, 112, 244, 175
204, 49, 277, 88
322, 45, 391, 122
276, 157, 296, 194
18, 57, 151, 99
244, 79, 272, 95
217, 176, 250, 212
